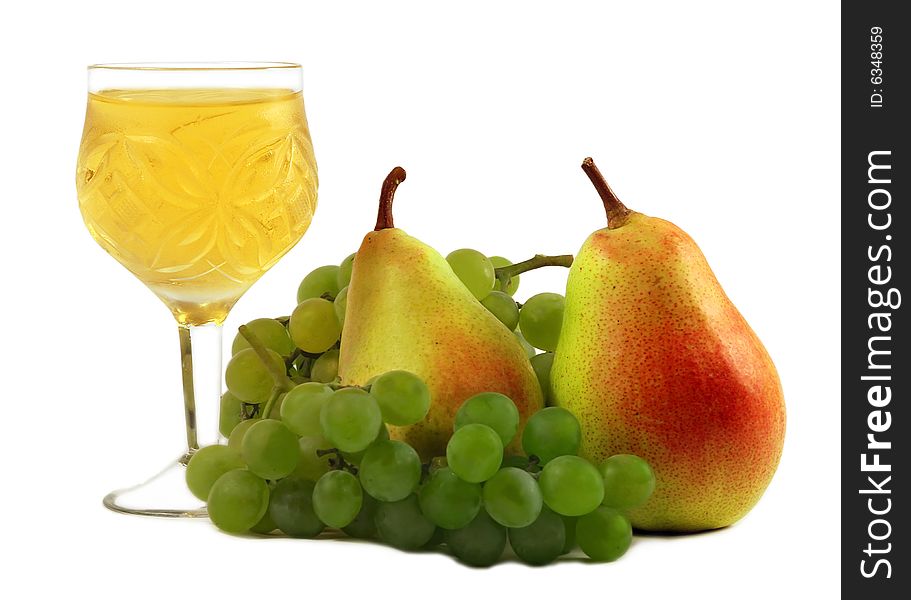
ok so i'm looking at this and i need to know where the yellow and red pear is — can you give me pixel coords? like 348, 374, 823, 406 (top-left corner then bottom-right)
338, 167, 544, 459
551, 158, 785, 532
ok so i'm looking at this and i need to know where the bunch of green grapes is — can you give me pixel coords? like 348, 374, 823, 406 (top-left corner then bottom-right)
437, 394, 653, 565
196, 364, 432, 536
200, 369, 654, 566
200, 257, 654, 566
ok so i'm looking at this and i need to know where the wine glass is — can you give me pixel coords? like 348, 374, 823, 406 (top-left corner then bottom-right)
76, 62, 318, 517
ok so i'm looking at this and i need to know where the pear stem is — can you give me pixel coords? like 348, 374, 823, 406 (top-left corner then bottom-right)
494, 254, 574, 291
581, 157, 631, 229
375, 166, 407, 231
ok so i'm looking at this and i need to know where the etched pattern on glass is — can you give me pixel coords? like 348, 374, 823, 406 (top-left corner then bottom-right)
77, 96, 318, 323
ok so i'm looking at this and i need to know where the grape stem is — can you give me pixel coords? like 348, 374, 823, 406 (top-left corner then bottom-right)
493, 254, 574, 291
238, 325, 296, 393
316, 448, 358, 475
260, 387, 283, 420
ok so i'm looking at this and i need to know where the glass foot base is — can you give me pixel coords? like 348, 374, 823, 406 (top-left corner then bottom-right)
103, 457, 208, 518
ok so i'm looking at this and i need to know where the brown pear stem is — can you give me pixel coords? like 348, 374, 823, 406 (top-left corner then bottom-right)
581, 157, 631, 229
494, 254, 574, 291
375, 166, 407, 230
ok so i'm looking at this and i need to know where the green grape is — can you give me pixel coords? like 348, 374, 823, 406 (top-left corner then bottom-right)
508, 506, 566, 566
446, 249, 495, 300
561, 515, 577, 553
539, 455, 605, 516
343, 493, 379, 538
369, 370, 431, 426
241, 420, 300, 480
320, 388, 383, 453
445, 509, 507, 567
518, 293, 565, 351
289, 298, 342, 354
514, 330, 537, 359
529, 352, 555, 405
576, 507, 632, 562
337, 253, 356, 288
281, 382, 334, 437
482, 467, 542, 528
206, 469, 269, 533
480, 291, 520, 330
418, 467, 481, 530
341, 425, 388, 464
227, 419, 258, 451
310, 349, 340, 383
489, 256, 520, 295
374, 494, 436, 550
297, 265, 341, 303
454, 392, 519, 446
446, 423, 503, 483
294, 435, 333, 481
269, 476, 325, 538
313, 469, 363, 528
359, 440, 421, 502
521, 406, 581, 464
185, 445, 244, 501
219, 391, 244, 438
334, 286, 348, 327
250, 508, 278, 534
224, 348, 285, 404
599, 454, 656, 510
231, 318, 294, 356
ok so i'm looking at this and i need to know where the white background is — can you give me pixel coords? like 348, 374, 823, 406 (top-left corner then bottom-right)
1, 1, 839, 598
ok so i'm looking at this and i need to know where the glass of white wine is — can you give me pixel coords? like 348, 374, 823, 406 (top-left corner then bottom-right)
76, 63, 318, 516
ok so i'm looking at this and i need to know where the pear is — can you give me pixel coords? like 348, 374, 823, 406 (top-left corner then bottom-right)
338, 167, 544, 459
552, 158, 785, 532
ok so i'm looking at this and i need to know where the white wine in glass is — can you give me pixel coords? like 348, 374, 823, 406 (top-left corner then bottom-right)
76, 63, 318, 516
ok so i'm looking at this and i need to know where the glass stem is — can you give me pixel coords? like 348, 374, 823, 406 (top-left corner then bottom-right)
178, 323, 223, 463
